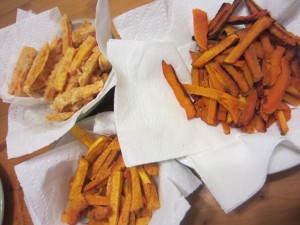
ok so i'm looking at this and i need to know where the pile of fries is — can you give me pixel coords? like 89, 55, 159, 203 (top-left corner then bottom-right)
62, 125, 160, 225
162, 0, 300, 135
8, 14, 112, 122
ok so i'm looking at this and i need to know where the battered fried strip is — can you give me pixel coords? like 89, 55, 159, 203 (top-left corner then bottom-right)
8, 46, 37, 96
208, 0, 242, 39
162, 60, 196, 119
46, 111, 74, 122
224, 16, 275, 64
53, 47, 76, 92
44, 61, 61, 101
193, 34, 239, 68
193, 8, 208, 51
72, 21, 96, 47
68, 36, 97, 76
61, 14, 73, 53
23, 43, 50, 95
78, 50, 101, 86
51, 80, 103, 112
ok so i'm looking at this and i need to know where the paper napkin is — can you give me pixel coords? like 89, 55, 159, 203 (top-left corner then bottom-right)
15, 111, 201, 225
108, 0, 300, 213
1, 0, 116, 158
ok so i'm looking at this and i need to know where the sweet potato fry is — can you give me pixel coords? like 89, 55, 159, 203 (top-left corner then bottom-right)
85, 195, 110, 206
208, 0, 242, 39
143, 163, 159, 176
136, 217, 151, 225
87, 206, 110, 221
142, 182, 160, 211
244, 44, 262, 82
85, 135, 112, 164
68, 157, 89, 200
118, 179, 132, 225
221, 121, 231, 134
283, 93, 300, 107
111, 155, 126, 172
137, 166, 151, 184
193, 34, 239, 68
183, 84, 245, 124
262, 57, 291, 114
224, 16, 275, 64
193, 9, 208, 51
62, 194, 89, 225
240, 64, 254, 88
227, 10, 269, 25
130, 167, 144, 212
162, 60, 196, 119
83, 168, 111, 192
61, 14, 73, 54
239, 89, 258, 126
268, 45, 286, 86
275, 110, 289, 135
109, 171, 124, 225
70, 124, 95, 147
23, 43, 50, 95
8, 46, 37, 96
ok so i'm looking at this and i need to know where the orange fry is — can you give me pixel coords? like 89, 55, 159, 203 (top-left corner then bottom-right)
193, 9, 208, 51
162, 60, 196, 119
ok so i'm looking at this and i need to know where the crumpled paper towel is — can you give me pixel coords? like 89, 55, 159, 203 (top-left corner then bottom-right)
108, 0, 300, 213
1, 0, 116, 158
15, 111, 201, 225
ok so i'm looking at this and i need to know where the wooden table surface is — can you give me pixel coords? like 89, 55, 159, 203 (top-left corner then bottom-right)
1, 0, 300, 225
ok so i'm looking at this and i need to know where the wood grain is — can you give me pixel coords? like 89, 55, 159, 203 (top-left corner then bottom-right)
0, 1, 300, 225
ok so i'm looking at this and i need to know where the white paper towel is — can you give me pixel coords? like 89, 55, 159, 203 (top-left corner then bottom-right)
15, 111, 201, 225
109, 0, 300, 213
1, 1, 116, 158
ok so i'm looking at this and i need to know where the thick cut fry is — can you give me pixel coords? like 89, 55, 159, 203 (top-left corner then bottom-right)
46, 111, 74, 122
69, 157, 89, 200
112, 155, 126, 172
260, 32, 274, 58
193, 34, 239, 68
142, 182, 160, 211
53, 47, 76, 92
8, 46, 37, 96
78, 50, 101, 86
130, 167, 144, 212
85, 135, 112, 164
23, 43, 50, 95
205, 63, 226, 92
109, 171, 124, 225
118, 179, 132, 225
224, 16, 275, 64
240, 64, 254, 88
61, 14, 73, 53
85, 195, 110, 206
208, 0, 242, 39
183, 84, 245, 124
193, 9, 208, 51
69, 36, 97, 76
70, 125, 94, 147
84, 168, 111, 192
62, 194, 88, 225
162, 60, 196, 119
244, 44, 262, 82
275, 110, 289, 135
262, 57, 291, 114
137, 166, 151, 184
51, 80, 103, 113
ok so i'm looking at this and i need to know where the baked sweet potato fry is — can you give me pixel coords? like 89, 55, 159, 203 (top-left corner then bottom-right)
225, 16, 275, 64
227, 10, 269, 25
162, 60, 196, 119
193, 9, 208, 51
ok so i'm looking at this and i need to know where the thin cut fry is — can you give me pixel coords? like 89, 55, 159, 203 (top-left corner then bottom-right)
130, 167, 144, 212
85, 195, 110, 206
109, 171, 124, 225
162, 60, 196, 119
85, 135, 112, 164
244, 44, 262, 82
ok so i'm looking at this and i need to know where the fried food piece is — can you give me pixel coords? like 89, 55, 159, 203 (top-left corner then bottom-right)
8, 46, 37, 96
99, 54, 112, 73
23, 43, 50, 96
224, 16, 275, 64
70, 124, 95, 147
192, 34, 239, 68
68, 36, 97, 76
193, 9, 208, 51
72, 20, 96, 47
52, 80, 103, 113
46, 111, 74, 122
53, 47, 76, 92
109, 171, 124, 225
162, 60, 196, 120
61, 14, 73, 54
32, 36, 62, 92
78, 49, 101, 86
